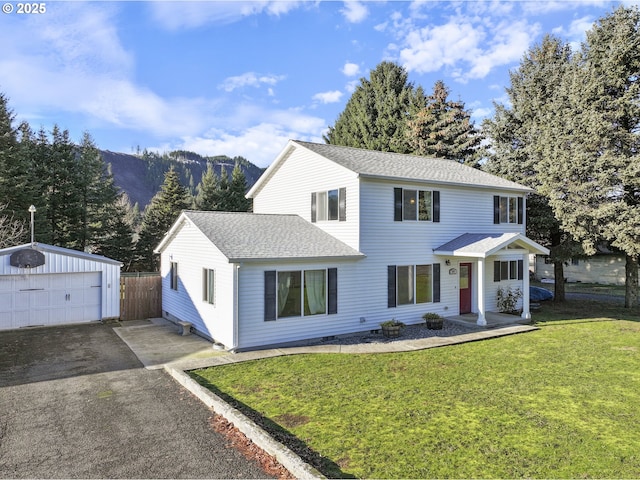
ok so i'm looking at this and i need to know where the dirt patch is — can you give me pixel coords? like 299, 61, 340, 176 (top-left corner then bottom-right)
273, 413, 311, 428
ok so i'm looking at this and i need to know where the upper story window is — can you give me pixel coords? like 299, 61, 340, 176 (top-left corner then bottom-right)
494, 195, 523, 225
394, 188, 440, 222
311, 188, 346, 222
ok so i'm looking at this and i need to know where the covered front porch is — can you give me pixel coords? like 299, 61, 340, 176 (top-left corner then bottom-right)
446, 311, 532, 329
434, 232, 550, 327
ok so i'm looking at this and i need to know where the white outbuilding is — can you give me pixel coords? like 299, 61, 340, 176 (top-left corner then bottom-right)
0, 243, 122, 331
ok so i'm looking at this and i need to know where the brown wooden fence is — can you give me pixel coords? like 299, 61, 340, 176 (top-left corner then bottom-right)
120, 273, 162, 321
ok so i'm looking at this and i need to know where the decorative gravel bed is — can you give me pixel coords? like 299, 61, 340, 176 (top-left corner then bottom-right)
306, 320, 476, 346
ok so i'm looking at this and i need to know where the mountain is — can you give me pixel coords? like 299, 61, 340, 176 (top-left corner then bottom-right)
101, 149, 265, 209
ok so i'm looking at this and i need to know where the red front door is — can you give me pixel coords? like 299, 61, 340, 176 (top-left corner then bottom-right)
459, 263, 472, 314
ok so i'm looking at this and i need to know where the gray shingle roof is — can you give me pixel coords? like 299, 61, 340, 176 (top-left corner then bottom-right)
434, 232, 549, 257
182, 211, 365, 262
295, 141, 532, 192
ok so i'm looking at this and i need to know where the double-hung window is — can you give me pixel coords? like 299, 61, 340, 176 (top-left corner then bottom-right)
493, 260, 524, 281
394, 188, 440, 222
311, 188, 346, 222
388, 264, 440, 307
264, 268, 338, 321
202, 268, 215, 304
493, 196, 523, 224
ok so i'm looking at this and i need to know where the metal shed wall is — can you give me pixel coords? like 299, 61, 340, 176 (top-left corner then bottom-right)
0, 243, 122, 320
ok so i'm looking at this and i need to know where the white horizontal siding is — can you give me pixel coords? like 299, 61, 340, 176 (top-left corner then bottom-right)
252, 147, 361, 250
0, 248, 120, 319
347, 179, 529, 321
159, 221, 236, 347
236, 259, 371, 350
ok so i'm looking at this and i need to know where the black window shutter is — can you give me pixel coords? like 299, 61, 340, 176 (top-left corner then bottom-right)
387, 265, 396, 308
264, 271, 277, 321
433, 263, 441, 303
311, 192, 317, 223
518, 259, 524, 280
517, 197, 524, 225
433, 191, 440, 223
328, 268, 338, 314
339, 188, 346, 222
394, 188, 403, 222
494, 261, 501, 282
493, 196, 500, 224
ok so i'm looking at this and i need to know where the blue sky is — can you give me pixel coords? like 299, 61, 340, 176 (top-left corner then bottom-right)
1, 0, 636, 167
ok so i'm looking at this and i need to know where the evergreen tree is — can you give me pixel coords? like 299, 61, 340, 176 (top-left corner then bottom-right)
194, 163, 220, 210
44, 126, 80, 248
406, 80, 483, 166
75, 133, 135, 261
482, 35, 578, 301
227, 162, 252, 212
216, 166, 231, 211
537, 7, 640, 307
325, 61, 424, 153
0, 94, 32, 227
135, 167, 190, 271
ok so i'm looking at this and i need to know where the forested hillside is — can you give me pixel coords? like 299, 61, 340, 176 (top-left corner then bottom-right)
103, 149, 264, 209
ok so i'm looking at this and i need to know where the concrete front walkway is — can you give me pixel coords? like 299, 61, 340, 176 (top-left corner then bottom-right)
114, 317, 538, 371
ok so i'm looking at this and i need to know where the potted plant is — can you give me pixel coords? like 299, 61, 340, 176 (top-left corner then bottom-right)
380, 319, 405, 338
423, 312, 444, 330
496, 287, 523, 314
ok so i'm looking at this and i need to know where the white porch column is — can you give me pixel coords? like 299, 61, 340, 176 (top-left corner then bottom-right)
477, 258, 486, 326
521, 254, 531, 320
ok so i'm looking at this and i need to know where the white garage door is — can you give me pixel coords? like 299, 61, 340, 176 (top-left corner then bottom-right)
0, 272, 102, 330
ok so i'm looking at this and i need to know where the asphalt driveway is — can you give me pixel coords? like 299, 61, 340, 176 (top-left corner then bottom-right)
0, 323, 272, 479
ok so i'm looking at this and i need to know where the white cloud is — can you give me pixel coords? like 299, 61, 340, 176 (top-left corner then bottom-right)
396, 11, 540, 82
148, 1, 305, 30
342, 62, 360, 77
313, 91, 343, 104
341, 1, 368, 23
552, 15, 594, 49
399, 20, 485, 74
218, 73, 286, 92
466, 20, 540, 81
345, 79, 360, 93
177, 108, 326, 167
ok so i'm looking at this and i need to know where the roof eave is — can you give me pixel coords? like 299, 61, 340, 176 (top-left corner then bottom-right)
359, 173, 533, 193
228, 253, 366, 264
246, 140, 296, 199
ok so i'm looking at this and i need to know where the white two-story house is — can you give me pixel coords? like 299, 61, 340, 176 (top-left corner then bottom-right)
155, 140, 549, 351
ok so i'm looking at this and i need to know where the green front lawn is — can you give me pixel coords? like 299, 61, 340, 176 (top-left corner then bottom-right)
191, 302, 640, 478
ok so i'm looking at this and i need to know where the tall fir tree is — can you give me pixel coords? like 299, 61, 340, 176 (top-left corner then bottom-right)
194, 163, 220, 210
76, 133, 135, 261
227, 162, 252, 212
482, 35, 578, 302
324, 61, 425, 153
135, 167, 190, 271
406, 80, 483, 166
216, 166, 231, 211
0, 94, 32, 229
537, 7, 640, 307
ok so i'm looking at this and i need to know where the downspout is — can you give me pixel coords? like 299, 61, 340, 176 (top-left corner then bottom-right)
230, 263, 240, 352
